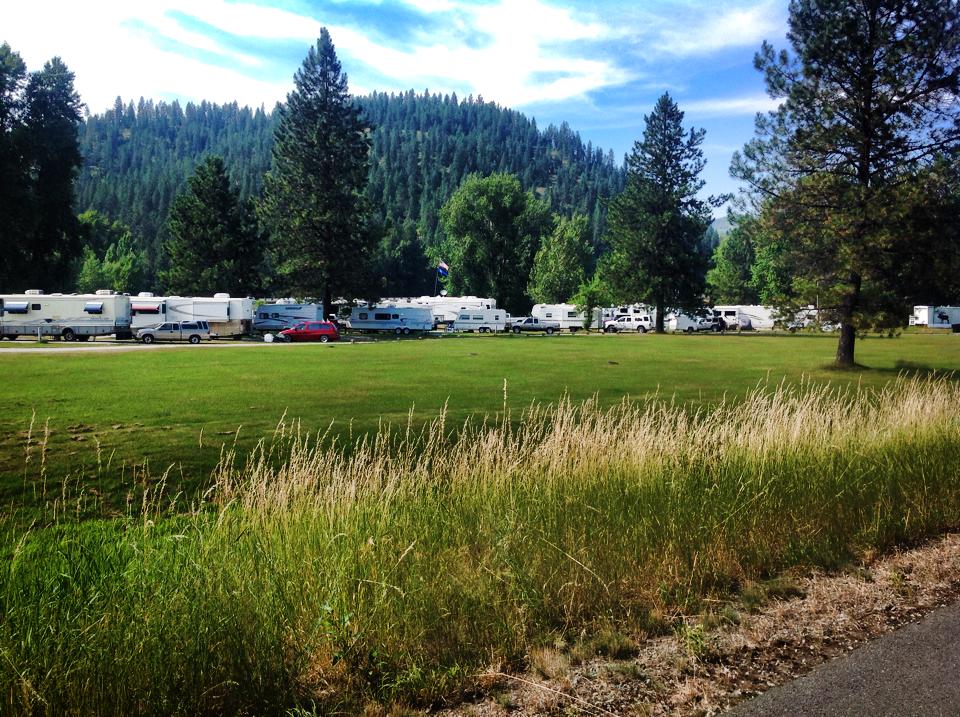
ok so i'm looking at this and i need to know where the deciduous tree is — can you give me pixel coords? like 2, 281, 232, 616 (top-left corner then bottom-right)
528, 214, 592, 304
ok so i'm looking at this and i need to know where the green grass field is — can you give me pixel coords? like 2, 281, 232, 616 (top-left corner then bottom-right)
2, 332, 958, 510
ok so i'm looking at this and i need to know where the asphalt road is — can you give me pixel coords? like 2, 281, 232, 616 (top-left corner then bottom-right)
728, 601, 960, 716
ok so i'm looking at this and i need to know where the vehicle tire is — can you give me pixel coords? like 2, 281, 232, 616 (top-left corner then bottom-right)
637, 326, 646, 334
513, 326, 521, 334
142, 334, 155, 344
546, 327, 555, 335
395, 327, 403, 335
320, 335, 330, 343
402, 327, 411, 335
61, 328, 76, 342
189, 335, 201, 344
685, 327, 694, 334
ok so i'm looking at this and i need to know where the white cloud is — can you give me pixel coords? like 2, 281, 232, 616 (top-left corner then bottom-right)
682, 94, 782, 116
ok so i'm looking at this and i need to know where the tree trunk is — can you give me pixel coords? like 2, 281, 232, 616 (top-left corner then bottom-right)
834, 272, 861, 368
323, 286, 333, 323
655, 299, 665, 333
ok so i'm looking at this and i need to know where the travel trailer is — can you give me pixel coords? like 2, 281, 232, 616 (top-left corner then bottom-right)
348, 305, 435, 333
381, 295, 498, 325
253, 301, 325, 332
711, 305, 777, 331
0, 290, 132, 340
531, 304, 589, 332
132, 293, 254, 336
910, 306, 960, 328
451, 308, 510, 333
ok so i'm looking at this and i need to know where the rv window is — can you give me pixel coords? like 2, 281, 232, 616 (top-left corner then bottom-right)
545, 313, 553, 318
84, 302, 104, 314
392, 314, 399, 320
271, 313, 280, 319
725, 311, 736, 317
473, 315, 482, 320
374, 313, 391, 321
259, 312, 268, 319
359, 312, 369, 320
4, 302, 29, 314
32, 304, 41, 311
459, 314, 470, 320
567, 312, 577, 318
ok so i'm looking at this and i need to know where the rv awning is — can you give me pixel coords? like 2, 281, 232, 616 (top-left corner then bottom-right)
84, 302, 104, 314
132, 303, 161, 313
3, 302, 29, 314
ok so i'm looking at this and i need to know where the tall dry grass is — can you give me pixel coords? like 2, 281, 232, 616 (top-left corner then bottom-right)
2, 376, 959, 715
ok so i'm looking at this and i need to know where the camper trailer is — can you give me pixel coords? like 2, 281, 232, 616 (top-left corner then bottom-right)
711, 305, 777, 331
132, 294, 253, 336
451, 308, 510, 333
0, 290, 132, 340
381, 295, 498, 325
348, 305, 435, 334
531, 304, 588, 332
910, 306, 960, 328
253, 301, 325, 332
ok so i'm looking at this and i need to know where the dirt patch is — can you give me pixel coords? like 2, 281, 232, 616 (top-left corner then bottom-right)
442, 533, 960, 716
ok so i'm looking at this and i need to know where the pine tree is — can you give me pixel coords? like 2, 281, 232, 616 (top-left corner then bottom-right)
733, 0, 960, 366
162, 155, 262, 296
260, 28, 372, 316
604, 93, 718, 332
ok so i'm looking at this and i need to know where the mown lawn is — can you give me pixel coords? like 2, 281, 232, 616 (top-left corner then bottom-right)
1, 332, 958, 510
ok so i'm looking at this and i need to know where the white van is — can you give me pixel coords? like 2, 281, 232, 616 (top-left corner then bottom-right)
452, 308, 509, 333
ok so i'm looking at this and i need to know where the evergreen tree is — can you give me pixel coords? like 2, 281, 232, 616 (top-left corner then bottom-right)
528, 214, 592, 303
732, 0, 960, 366
76, 210, 148, 293
706, 214, 759, 304
0, 43, 28, 288
162, 155, 262, 295
260, 29, 372, 316
439, 172, 552, 315
604, 93, 718, 332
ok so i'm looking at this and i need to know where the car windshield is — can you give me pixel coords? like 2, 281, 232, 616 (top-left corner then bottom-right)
293, 323, 306, 330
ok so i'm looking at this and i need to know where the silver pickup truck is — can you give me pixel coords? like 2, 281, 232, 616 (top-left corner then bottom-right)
510, 316, 560, 335
137, 320, 217, 344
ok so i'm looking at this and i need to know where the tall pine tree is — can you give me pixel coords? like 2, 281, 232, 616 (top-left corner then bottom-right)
604, 93, 718, 332
733, 0, 960, 366
162, 155, 262, 296
260, 28, 373, 317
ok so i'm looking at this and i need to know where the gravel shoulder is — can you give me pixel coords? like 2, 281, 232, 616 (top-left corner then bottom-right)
440, 533, 960, 717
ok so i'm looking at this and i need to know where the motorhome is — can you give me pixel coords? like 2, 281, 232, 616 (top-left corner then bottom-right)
711, 305, 777, 331
451, 308, 510, 333
910, 306, 960, 328
348, 305, 435, 334
131, 293, 253, 336
0, 290, 132, 340
532, 304, 589, 332
253, 301, 325, 332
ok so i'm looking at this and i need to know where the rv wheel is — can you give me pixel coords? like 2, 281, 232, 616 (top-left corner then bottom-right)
402, 327, 411, 335
512, 326, 521, 334
61, 328, 76, 342
189, 335, 201, 344
395, 327, 403, 335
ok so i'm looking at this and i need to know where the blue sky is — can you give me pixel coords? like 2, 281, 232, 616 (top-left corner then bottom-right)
6, 0, 789, 204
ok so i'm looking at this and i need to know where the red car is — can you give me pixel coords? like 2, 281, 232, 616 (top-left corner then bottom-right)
279, 321, 340, 343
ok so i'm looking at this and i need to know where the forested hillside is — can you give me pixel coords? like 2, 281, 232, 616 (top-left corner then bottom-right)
77, 91, 625, 290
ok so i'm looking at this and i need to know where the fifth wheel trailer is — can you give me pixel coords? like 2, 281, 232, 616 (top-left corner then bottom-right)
0, 290, 132, 340
131, 293, 254, 336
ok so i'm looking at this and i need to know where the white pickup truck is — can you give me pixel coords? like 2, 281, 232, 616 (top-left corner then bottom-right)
510, 316, 560, 335
603, 314, 654, 333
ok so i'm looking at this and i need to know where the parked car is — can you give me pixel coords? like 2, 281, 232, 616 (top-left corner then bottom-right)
603, 314, 653, 333
137, 321, 215, 344
279, 320, 340, 343
510, 316, 560, 334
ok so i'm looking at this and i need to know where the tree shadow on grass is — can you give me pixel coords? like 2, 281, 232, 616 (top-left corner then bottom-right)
819, 360, 960, 382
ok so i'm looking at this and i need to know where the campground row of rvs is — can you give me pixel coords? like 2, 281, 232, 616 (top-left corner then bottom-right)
1, 290, 957, 341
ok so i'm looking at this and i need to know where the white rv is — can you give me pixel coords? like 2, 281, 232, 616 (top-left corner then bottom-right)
348, 305, 434, 334
711, 305, 777, 331
452, 308, 510, 333
910, 306, 960, 328
132, 293, 253, 336
532, 304, 588, 332
0, 290, 132, 341
253, 301, 325, 332
381, 295, 498, 325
